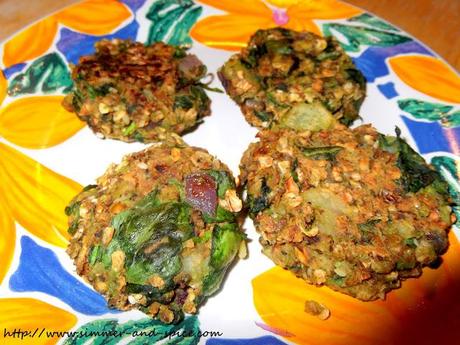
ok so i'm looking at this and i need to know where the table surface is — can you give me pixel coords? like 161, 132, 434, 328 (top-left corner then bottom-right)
0, 0, 458, 71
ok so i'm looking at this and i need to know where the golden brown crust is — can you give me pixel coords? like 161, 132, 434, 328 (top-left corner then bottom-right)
240, 125, 452, 300
63, 39, 211, 142
67, 136, 243, 322
219, 28, 366, 129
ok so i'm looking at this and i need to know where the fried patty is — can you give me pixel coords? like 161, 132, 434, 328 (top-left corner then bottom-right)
218, 28, 366, 129
240, 125, 453, 300
63, 39, 211, 143
66, 136, 244, 323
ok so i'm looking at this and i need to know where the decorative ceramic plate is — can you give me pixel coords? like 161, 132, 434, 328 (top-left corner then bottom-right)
0, 0, 459, 344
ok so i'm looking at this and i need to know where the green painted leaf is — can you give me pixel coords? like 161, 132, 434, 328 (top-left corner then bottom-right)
452, 206, 460, 228
322, 23, 411, 52
398, 98, 452, 121
446, 110, 460, 127
398, 98, 460, 128
348, 13, 399, 32
431, 156, 460, 226
146, 0, 202, 46
7, 53, 73, 96
431, 156, 460, 201
63, 316, 200, 345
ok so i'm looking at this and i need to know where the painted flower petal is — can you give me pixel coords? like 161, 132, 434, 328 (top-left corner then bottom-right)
62, 315, 200, 344
265, 0, 301, 7
3, 17, 58, 68
289, 0, 361, 19
0, 70, 6, 106
352, 41, 432, 83
0, 194, 15, 285
285, 17, 322, 36
253, 231, 460, 345
197, 0, 271, 16
10, 236, 117, 315
191, 14, 274, 50
0, 297, 77, 344
55, 0, 132, 36
389, 55, 460, 103
0, 96, 84, 149
0, 143, 82, 247
255, 267, 393, 345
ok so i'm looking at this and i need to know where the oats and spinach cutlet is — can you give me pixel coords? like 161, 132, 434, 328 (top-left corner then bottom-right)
63, 39, 212, 143
218, 27, 366, 129
66, 137, 245, 323
240, 125, 453, 301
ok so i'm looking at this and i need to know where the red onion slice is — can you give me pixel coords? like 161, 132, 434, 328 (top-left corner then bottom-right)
185, 173, 217, 216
